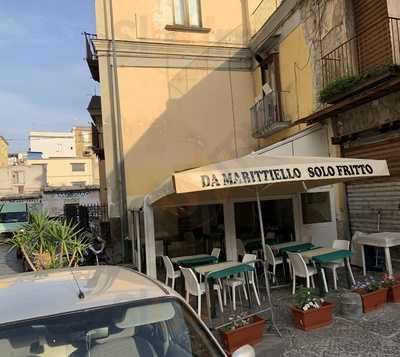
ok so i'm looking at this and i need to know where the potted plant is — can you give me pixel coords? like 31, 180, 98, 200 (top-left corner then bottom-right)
219, 313, 266, 355
382, 274, 400, 303
353, 278, 388, 313
289, 286, 334, 331
7, 213, 91, 271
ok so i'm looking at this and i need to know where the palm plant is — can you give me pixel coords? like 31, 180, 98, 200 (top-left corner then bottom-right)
6, 213, 91, 271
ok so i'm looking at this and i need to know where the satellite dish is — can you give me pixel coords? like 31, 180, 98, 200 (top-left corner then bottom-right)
263, 82, 273, 95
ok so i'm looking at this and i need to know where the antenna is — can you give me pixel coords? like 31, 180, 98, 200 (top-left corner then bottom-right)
69, 269, 85, 299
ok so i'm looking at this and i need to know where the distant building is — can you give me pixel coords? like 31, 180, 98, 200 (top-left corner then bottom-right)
0, 164, 46, 197
28, 157, 99, 188
0, 136, 8, 168
29, 131, 76, 158
27, 127, 99, 188
73, 127, 94, 158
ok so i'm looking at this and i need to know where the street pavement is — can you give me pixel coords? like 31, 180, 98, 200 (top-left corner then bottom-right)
0, 243, 21, 275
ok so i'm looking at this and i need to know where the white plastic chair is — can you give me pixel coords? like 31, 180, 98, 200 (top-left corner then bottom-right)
211, 248, 221, 260
322, 239, 356, 290
265, 245, 284, 283
180, 267, 223, 317
223, 254, 261, 310
161, 256, 181, 290
287, 252, 328, 295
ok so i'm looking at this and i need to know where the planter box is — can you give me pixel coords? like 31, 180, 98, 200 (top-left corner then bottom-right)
290, 302, 334, 331
387, 284, 400, 303
221, 315, 265, 354
355, 288, 388, 313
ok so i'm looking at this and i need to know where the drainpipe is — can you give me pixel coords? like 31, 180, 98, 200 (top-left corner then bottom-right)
108, 0, 128, 261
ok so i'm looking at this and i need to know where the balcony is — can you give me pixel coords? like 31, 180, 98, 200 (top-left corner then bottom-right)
87, 95, 104, 160
321, 17, 400, 103
84, 32, 99, 82
250, 93, 290, 139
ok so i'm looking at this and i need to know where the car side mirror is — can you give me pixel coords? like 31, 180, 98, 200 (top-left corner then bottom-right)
231, 344, 255, 357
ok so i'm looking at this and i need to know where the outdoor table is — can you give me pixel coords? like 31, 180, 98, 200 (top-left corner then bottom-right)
276, 243, 316, 282
245, 238, 277, 252
279, 243, 316, 255
353, 232, 400, 278
304, 249, 354, 297
171, 254, 217, 267
194, 262, 255, 321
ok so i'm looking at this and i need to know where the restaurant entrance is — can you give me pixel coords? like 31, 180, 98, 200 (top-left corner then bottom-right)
234, 198, 296, 249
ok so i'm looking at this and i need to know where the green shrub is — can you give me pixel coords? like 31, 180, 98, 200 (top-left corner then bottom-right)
6, 213, 90, 271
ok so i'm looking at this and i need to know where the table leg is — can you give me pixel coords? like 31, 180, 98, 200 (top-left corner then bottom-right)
384, 247, 393, 278
282, 255, 290, 283
205, 278, 216, 326
345, 257, 356, 286
244, 271, 252, 310
315, 262, 326, 297
361, 245, 366, 276
344, 258, 352, 289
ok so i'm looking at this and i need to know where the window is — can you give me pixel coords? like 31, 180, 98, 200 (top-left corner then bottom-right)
172, 0, 203, 27
72, 181, 86, 187
71, 163, 85, 172
301, 192, 332, 224
0, 299, 223, 356
12, 171, 25, 185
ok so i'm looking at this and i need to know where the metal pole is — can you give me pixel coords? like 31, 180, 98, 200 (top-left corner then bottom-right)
256, 188, 267, 261
109, 0, 127, 261
134, 210, 142, 272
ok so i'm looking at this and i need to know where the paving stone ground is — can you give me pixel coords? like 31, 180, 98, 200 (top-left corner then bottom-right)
253, 264, 400, 356
0, 242, 22, 275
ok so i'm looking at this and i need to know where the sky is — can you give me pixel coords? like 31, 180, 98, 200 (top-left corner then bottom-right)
0, 1, 97, 153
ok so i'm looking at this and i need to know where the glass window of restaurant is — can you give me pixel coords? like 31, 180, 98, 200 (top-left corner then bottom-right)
154, 204, 225, 276
234, 198, 295, 247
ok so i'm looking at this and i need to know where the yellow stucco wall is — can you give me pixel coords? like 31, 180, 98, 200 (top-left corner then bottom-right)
96, 0, 251, 46
0, 137, 8, 168
116, 66, 256, 198
279, 25, 313, 122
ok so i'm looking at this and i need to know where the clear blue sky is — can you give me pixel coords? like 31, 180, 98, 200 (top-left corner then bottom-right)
0, 1, 97, 153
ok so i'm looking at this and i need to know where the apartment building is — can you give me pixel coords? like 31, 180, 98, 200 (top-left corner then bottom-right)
86, 0, 397, 270
27, 128, 99, 188
0, 136, 8, 168
0, 164, 46, 197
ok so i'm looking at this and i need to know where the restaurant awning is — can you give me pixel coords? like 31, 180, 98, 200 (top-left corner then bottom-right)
145, 154, 389, 207
134, 154, 389, 278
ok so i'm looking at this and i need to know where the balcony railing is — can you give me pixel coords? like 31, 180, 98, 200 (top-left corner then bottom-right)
250, 92, 289, 138
322, 17, 400, 87
84, 32, 99, 82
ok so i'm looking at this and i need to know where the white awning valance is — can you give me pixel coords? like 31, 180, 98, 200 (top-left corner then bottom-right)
138, 155, 389, 207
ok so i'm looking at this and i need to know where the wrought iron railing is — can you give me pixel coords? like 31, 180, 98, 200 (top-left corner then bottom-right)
250, 92, 282, 138
321, 17, 400, 87
84, 32, 100, 82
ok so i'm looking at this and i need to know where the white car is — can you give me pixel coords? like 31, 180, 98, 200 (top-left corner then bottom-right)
0, 266, 254, 356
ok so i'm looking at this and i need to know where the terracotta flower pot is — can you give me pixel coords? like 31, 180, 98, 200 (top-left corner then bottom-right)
221, 315, 266, 354
387, 284, 400, 303
290, 302, 334, 331
355, 288, 388, 313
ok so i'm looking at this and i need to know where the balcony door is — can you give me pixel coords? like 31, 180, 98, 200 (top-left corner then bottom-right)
260, 53, 282, 122
353, 0, 392, 72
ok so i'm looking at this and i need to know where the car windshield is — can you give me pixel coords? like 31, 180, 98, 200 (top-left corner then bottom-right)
0, 211, 28, 223
0, 298, 223, 357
